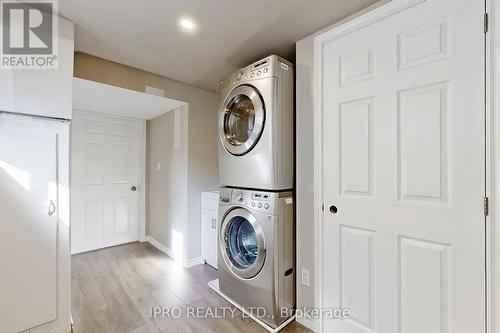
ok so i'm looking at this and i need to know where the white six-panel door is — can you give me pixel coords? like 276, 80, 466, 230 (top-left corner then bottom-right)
319, 0, 485, 332
71, 111, 140, 254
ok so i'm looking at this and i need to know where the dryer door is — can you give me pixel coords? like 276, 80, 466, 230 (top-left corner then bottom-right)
220, 85, 265, 156
220, 208, 266, 279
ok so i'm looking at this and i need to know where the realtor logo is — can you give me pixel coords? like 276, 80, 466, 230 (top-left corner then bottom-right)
1, 0, 58, 69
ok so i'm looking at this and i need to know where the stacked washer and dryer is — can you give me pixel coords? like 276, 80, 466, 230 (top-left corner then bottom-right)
215, 55, 295, 331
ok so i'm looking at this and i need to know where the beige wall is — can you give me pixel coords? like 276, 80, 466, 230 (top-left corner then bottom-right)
147, 108, 188, 258
295, 36, 316, 330
74, 52, 219, 263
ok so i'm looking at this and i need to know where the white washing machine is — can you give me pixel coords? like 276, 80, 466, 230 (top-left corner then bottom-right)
218, 55, 294, 191
217, 187, 295, 329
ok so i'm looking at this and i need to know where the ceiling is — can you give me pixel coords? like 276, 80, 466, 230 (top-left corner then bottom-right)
73, 78, 185, 120
60, 0, 378, 92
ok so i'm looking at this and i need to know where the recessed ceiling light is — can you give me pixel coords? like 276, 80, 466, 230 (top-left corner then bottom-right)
179, 18, 196, 31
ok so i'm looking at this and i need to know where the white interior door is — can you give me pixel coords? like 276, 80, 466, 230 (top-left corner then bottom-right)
0, 116, 62, 332
71, 111, 141, 254
320, 0, 485, 332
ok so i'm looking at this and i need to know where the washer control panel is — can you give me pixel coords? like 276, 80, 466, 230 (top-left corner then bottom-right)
231, 189, 273, 213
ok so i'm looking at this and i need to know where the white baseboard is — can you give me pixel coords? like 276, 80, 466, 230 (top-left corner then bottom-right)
296, 316, 316, 332
184, 256, 204, 268
144, 236, 203, 268
144, 236, 177, 259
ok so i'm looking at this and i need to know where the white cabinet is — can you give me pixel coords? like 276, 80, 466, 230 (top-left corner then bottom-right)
0, 17, 74, 119
201, 191, 219, 269
0, 115, 70, 333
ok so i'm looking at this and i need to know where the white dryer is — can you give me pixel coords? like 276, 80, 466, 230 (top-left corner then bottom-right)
218, 55, 294, 191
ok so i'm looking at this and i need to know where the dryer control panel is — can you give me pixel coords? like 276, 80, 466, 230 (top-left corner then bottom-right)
219, 55, 294, 89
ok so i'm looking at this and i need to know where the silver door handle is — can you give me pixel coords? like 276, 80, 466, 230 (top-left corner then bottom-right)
130, 186, 137, 192
48, 200, 56, 216
211, 218, 217, 229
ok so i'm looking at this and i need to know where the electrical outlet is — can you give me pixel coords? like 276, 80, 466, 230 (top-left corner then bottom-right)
156, 162, 161, 171
301, 268, 310, 286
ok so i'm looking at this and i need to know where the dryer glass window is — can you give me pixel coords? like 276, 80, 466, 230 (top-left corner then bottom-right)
224, 94, 255, 146
227, 216, 258, 268
220, 85, 265, 156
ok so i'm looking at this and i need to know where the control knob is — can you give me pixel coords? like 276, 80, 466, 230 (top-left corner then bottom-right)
235, 192, 245, 203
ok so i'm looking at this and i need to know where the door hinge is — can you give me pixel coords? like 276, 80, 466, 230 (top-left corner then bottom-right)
484, 13, 489, 33
484, 197, 489, 216
322, 203, 325, 212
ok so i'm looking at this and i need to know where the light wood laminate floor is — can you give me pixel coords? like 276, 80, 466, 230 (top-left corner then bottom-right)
72, 242, 312, 333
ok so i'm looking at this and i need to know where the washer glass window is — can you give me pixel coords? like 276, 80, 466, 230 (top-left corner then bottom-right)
227, 216, 258, 268
220, 208, 266, 279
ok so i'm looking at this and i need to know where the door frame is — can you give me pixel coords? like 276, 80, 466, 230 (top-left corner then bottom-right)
488, 1, 498, 332
312, 0, 490, 332
71, 110, 147, 249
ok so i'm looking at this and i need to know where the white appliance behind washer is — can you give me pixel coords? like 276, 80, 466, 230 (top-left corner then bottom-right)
217, 187, 295, 329
218, 55, 294, 191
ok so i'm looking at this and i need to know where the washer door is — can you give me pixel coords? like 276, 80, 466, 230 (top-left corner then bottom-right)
220, 208, 266, 279
220, 85, 265, 156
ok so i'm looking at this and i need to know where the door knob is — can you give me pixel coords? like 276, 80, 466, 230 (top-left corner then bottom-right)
329, 205, 338, 214
130, 186, 137, 192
